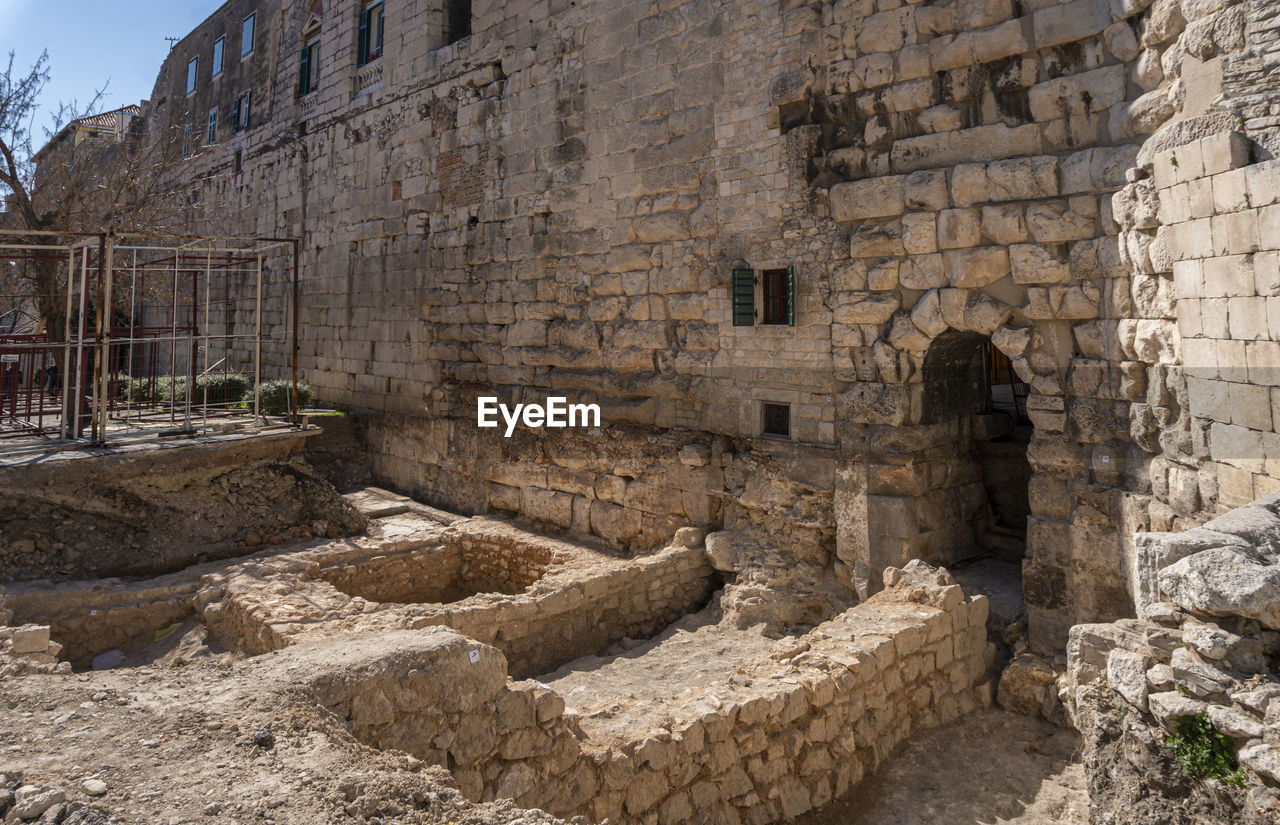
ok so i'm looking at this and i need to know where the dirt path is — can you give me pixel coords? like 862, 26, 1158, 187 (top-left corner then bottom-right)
796, 710, 1089, 825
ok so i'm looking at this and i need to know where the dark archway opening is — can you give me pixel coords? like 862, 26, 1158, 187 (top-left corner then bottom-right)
920, 330, 1032, 666
920, 330, 1031, 561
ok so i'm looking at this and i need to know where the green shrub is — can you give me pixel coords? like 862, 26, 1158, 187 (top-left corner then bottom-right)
194, 373, 250, 407
255, 379, 312, 416
1165, 712, 1247, 787
119, 375, 189, 405
118, 373, 250, 408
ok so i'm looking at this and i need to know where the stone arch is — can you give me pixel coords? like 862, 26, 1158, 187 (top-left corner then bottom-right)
837, 311, 1039, 614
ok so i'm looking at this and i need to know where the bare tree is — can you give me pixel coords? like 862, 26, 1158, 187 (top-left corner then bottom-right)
0, 50, 187, 343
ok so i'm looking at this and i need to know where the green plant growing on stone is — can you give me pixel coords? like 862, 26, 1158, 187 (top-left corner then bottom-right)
1165, 712, 1247, 787
1170, 152, 1178, 168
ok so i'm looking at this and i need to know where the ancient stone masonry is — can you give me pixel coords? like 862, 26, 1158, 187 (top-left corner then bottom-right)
139, 0, 1275, 658
309, 559, 994, 824
1066, 490, 1280, 824
1, 486, 995, 824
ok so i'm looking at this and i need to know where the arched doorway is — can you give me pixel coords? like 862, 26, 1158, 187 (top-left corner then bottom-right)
916, 329, 1031, 565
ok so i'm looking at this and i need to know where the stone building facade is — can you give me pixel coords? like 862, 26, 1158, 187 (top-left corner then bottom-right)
148, 0, 1280, 653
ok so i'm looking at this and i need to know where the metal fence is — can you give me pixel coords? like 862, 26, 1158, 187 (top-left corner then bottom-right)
0, 230, 299, 449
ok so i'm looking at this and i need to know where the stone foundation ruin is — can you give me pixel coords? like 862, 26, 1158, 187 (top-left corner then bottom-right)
5, 0, 1280, 821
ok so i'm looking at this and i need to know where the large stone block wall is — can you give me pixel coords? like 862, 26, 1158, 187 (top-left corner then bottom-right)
144, 0, 1273, 651
315, 562, 994, 823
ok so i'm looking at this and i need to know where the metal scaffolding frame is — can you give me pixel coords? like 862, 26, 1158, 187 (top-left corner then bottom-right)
0, 229, 300, 450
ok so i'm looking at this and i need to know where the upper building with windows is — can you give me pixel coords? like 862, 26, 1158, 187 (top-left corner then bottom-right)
150, 0, 275, 163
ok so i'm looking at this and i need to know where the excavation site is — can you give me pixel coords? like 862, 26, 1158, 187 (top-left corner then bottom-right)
4, 0, 1280, 823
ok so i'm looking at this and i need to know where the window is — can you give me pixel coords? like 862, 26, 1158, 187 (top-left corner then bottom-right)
761, 268, 792, 325
234, 150, 242, 174
207, 108, 218, 144
241, 13, 256, 56
445, 0, 471, 44
231, 91, 251, 131
762, 403, 791, 439
212, 37, 225, 76
186, 57, 198, 94
731, 266, 796, 327
182, 124, 191, 159
357, 2, 385, 66
298, 38, 320, 96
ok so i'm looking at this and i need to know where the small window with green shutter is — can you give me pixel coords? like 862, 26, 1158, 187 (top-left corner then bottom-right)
298, 38, 320, 96
732, 268, 755, 326
761, 267, 796, 326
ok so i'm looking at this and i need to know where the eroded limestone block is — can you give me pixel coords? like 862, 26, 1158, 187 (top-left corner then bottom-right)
10, 624, 50, 655
1159, 547, 1280, 630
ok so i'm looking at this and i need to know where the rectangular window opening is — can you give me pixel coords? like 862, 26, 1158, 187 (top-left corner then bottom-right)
212, 37, 225, 76
234, 150, 242, 174
186, 57, 198, 95
357, 2, 385, 66
242, 13, 256, 57
762, 403, 791, 439
182, 124, 191, 159
445, 0, 471, 44
761, 267, 795, 325
207, 108, 218, 145
231, 91, 251, 132
298, 38, 320, 96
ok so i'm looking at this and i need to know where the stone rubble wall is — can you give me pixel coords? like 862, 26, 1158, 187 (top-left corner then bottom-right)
316, 561, 994, 824
1065, 490, 1280, 824
0, 430, 364, 583
204, 519, 718, 678
4, 513, 717, 677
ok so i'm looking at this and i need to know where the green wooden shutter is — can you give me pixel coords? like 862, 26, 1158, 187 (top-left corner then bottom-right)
377, 6, 384, 54
357, 9, 370, 65
785, 265, 795, 326
298, 46, 311, 96
732, 268, 755, 326
243, 91, 251, 128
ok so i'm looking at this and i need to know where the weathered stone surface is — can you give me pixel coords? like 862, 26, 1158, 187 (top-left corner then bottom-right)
1159, 548, 1280, 629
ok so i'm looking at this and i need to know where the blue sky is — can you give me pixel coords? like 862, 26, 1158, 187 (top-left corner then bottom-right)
1, 1, 219, 141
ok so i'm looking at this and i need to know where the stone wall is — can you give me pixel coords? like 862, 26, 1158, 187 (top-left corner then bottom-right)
204, 517, 718, 678
1104, 127, 1280, 627
5, 513, 716, 676
141, 0, 1276, 651
314, 560, 994, 823
1065, 490, 1280, 824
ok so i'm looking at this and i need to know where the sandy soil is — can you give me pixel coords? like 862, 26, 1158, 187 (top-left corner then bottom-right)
797, 710, 1089, 825
0, 644, 562, 825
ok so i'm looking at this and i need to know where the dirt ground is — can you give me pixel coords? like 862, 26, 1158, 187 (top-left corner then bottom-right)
797, 710, 1089, 825
539, 602, 781, 743
0, 641, 563, 825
